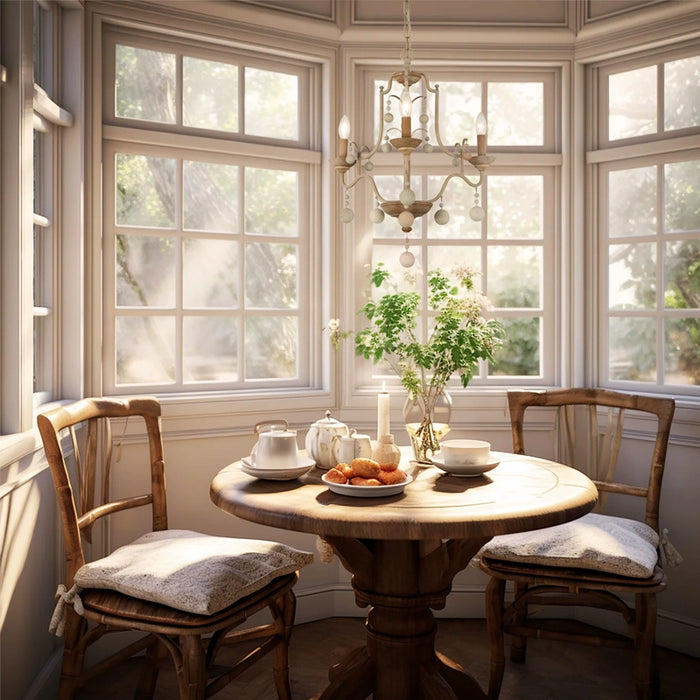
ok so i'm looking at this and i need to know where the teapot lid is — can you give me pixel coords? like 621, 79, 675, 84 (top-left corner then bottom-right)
311, 409, 347, 428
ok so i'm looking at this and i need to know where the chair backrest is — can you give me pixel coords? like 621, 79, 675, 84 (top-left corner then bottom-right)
507, 388, 675, 534
37, 397, 167, 584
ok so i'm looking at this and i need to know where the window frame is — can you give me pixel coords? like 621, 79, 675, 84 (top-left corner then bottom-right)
590, 45, 700, 397
97, 24, 325, 398
343, 62, 563, 398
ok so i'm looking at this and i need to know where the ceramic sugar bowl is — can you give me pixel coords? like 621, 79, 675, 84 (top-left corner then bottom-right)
305, 410, 349, 469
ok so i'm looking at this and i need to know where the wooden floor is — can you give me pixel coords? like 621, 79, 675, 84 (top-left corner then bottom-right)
77, 617, 700, 699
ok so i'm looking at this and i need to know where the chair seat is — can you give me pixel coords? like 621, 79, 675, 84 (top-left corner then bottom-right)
480, 556, 667, 592
81, 572, 298, 630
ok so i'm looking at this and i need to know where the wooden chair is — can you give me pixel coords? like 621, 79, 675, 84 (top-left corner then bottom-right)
479, 388, 675, 700
38, 397, 309, 700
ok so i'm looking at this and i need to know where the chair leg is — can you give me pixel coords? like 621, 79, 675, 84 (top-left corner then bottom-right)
634, 592, 659, 700
485, 577, 506, 700
510, 581, 529, 663
168, 635, 206, 700
57, 608, 88, 700
272, 589, 296, 700
135, 636, 164, 699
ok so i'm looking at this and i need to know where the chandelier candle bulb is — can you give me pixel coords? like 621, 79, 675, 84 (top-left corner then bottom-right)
378, 384, 391, 439
338, 114, 350, 159
476, 112, 487, 156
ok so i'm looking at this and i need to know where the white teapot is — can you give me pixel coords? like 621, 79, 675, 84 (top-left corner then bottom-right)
305, 410, 349, 469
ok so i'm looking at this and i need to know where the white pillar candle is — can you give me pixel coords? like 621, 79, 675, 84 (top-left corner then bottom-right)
377, 382, 391, 440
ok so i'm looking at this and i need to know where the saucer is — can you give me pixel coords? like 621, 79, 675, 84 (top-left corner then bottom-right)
430, 452, 500, 477
241, 455, 315, 481
321, 472, 412, 498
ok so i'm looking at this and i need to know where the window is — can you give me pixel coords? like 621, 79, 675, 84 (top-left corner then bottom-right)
101, 31, 321, 394
33, 2, 73, 405
351, 68, 559, 390
594, 50, 700, 394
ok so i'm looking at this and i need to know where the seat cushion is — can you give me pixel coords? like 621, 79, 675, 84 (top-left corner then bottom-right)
74, 529, 313, 615
480, 513, 659, 578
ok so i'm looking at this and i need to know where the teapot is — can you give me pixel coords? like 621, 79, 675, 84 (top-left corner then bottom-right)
305, 410, 349, 469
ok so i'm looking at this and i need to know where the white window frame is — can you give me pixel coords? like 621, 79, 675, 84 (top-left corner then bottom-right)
341, 63, 563, 402
97, 25, 324, 397
589, 46, 700, 397
0, 0, 82, 435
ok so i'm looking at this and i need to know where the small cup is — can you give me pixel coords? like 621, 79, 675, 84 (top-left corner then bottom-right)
251, 426, 299, 469
333, 432, 372, 465
440, 439, 491, 466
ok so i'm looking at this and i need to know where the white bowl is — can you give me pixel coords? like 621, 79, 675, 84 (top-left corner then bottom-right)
439, 439, 491, 466
430, 453, 500, 477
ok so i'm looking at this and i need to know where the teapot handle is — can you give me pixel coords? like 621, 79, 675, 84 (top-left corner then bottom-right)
254, 419, 289, 435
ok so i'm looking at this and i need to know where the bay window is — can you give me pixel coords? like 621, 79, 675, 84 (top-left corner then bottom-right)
350, 67, 560, 391
100, 29, 321, 395
593, 49, 700, 394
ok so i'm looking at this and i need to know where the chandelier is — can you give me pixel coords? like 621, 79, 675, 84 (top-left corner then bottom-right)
334, 0, 494, 267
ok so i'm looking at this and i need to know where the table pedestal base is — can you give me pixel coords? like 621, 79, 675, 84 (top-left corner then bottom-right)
316, 536, 490, 700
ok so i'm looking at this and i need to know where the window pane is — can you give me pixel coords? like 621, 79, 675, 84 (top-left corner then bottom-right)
427, 247, 481, 278
488, 175, 543, 239
608, 167, 656, 238
665, 318, 700, 385
245, 316, 297, 379
665, 239, 700, 310
436, 81, 482, 148
664, 160, 700, 233
609, 65, 657, 140
427, 175, 481, 239
489, 318, 540, 376
116, 316, 175, 384
183, 316, 238, 382
245, 67, 298, 140
183, 57, 239, 132
116, 154, 176, 228
488, 82, 543, 146
245, 242, 297, 308
183, 160, 239, 232
609, 317, 657, 382
116, 234, 176, 307
664, 55, 700, 132
183, 239, 239, 308
115, 45, 176, 123
609, 242, 656, 310
245, 168, 298, 236
488, 246, 542, 308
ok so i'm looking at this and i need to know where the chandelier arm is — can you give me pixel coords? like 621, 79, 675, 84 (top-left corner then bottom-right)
427, 171, 483, 204
342, 171, 391, 204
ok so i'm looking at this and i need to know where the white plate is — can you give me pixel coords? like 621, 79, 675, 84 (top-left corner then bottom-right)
321, 472, 412, 497
430, 453, 500, 477
240, 455, 315, 481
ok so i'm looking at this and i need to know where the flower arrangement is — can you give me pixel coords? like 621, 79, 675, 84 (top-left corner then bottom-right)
331, 263, 504, 460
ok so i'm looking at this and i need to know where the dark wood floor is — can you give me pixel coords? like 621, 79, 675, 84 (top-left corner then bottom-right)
77, 617, 700, 699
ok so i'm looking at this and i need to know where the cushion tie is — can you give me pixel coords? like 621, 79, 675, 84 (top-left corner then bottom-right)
49, 583, 84, 637
660, 528, 683, 568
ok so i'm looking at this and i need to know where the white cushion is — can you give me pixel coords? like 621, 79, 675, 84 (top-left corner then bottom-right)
480, 513, 659, 579
74, 529, 313, 615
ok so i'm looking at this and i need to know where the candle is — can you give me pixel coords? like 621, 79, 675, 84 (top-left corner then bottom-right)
377, 382, 391, 439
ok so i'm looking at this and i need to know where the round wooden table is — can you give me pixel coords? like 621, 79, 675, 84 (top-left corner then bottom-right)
210, 451, 597, 700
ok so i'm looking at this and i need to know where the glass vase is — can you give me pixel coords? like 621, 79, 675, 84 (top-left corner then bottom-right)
403, 389, 452, 463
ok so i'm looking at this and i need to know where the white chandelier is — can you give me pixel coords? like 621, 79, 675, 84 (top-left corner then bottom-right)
335, 0, 494, 267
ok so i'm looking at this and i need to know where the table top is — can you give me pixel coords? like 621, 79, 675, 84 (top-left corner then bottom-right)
210, 451, 598, 541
